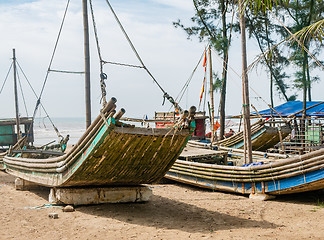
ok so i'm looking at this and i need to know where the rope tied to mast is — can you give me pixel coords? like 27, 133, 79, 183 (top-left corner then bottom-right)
29, 0, 72, 139
89, 0, 108, 107
97, 0, 183, 113
100, 72, 107, 105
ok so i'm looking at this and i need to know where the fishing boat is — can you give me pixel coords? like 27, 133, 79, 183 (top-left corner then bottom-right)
3, 0, 195, 187
165, 4, 324, 197
215, 119, 291, 151
0, 49, 34, 170
4, 98, 194, 187
165, 147, 324, 195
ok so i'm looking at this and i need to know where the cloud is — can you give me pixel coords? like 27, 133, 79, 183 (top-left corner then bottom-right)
0, 0, 205, 119
151, 0, 194, 11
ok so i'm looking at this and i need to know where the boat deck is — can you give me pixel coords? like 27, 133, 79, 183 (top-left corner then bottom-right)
179, 147, 228, 164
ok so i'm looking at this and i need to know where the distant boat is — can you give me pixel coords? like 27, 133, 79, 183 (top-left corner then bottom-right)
3, 1, 195, 187
0, 49, 34, 170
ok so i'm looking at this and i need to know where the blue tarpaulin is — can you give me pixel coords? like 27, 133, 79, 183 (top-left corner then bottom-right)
252, 101, 324, 117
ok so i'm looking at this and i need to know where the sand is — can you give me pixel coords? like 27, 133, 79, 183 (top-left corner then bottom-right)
0, 170, 323, 240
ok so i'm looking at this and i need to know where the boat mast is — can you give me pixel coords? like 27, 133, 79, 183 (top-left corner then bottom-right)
82, 0, 91, 129
239, 1, 252, 163
12, 49, 21, 141
208, 46, 215, 143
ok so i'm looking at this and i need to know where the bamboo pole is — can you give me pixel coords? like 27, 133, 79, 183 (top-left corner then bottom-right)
209, 46, 215, 143
12, 49, 21, 141
82, 0, 91, 129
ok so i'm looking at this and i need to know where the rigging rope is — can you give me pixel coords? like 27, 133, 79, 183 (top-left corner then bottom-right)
36, 0, 70, 106
30, 0, 70, 139
211, 47, 287, 123
102, 60, 144, 69
48, 69, 85, 74
16, 61, 62, 139
104, 0, 183, 113
29, 0, 71, 138
173, 49, 205, 109
89, 0, 107, 105
0, 62, 13, 95
16, 71, 29, 117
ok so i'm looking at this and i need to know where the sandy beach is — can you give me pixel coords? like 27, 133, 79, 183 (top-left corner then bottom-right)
0, 170, 323, 240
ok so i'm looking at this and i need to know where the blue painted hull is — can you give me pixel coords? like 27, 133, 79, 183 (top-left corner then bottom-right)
166, 150, 324, 195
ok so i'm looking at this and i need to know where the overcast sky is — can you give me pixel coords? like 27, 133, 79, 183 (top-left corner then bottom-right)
0, 0, 323, 121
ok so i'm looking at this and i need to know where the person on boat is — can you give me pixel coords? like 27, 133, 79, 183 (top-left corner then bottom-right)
224, 129, 234, 138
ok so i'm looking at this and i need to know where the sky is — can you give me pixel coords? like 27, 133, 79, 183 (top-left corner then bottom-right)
0, 0, 323, 122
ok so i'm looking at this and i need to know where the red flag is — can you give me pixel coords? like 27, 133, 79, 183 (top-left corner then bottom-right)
214, 120, 220, 131
203, 50, 207, 67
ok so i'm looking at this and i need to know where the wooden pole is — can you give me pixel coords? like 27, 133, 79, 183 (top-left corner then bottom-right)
12, 49, 21, 141
209, 46, 215, 143
239, 1, 252, 164
82, 0, 91, 129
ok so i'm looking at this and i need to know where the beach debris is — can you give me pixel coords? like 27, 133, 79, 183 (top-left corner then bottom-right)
62, 205, 75, 212
24, 204, 62, 210
48, 213, 59, 219
249, 193, 276, 201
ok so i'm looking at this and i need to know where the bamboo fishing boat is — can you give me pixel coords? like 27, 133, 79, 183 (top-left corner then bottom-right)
4, 98, 195, 187
165, 147, 324, 195
215, 119, 291, 151
1, 136, 29, 170
3, 1, 195, 188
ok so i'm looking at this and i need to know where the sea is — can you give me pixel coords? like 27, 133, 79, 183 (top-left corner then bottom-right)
33, 117, 86, 146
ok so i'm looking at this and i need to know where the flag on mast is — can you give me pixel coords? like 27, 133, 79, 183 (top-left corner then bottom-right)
199, 49, 208, 107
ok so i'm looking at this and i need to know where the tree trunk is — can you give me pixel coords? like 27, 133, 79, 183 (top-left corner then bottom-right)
219, 0, 228, 140
305, 47, 311, 101
265, 13, 274, 107
239, 1, 253, 164
246, 14, 289, 102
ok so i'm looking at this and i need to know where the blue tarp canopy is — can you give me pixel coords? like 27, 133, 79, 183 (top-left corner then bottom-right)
252, 101, 324, 117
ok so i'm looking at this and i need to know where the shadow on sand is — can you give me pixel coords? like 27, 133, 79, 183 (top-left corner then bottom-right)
76, 194, 277, 233
274, 189, 324, 206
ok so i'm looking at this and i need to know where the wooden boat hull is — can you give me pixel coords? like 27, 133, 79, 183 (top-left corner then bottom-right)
217, 121, 291, 151
4, 116, 193, 187
165, 148, 324, 195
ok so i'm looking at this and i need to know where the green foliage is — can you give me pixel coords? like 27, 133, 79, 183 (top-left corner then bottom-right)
281, 0, 324, 100
242, 0, 289, 13
173, 0, 232, 54
293, 19, 324, 44
213, 73, 223, 92
174, 0, 323, 105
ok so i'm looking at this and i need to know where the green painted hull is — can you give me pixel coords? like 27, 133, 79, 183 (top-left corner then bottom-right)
4, 115, 192, 187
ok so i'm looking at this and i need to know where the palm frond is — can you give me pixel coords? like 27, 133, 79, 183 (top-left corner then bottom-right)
290, 19, 324, 44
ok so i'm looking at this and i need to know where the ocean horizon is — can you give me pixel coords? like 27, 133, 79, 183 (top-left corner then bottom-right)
33, 117, 86, 146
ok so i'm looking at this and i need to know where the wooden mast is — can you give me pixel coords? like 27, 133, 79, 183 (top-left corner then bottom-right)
208, 46, 215, 143
82, 0, 91, 129
12, 49, 21, 141
239, 0, 252, 164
